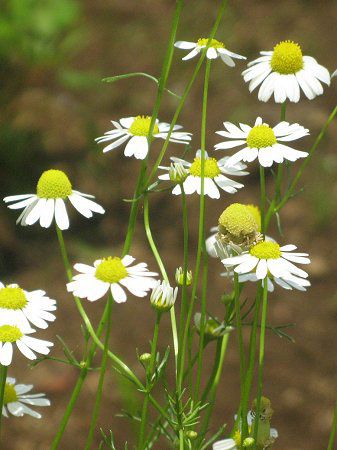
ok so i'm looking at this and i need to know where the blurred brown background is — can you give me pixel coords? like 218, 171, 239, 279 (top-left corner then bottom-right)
1, 0, 336, 449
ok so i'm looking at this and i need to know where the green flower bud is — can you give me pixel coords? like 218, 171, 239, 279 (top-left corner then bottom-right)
243, 437, 255, 447
175, 267, 192, 286
185, 430, 198, 440
169, 162, 188, 184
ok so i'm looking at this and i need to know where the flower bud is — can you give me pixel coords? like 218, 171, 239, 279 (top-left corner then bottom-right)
169, 162, 188, 184
139, 353, 151, 363
150, 280, 177, 312
185, 430, 198, 440
194, 313, 233, 341
243, 437, 255, 447
175, 267, 192, 286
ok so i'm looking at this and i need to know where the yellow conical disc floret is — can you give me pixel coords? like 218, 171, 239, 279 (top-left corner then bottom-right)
0, 286, 27, 310
250, 241, 281, 260
189, 157, 221, 178
219, 203, 259, 237
4, 383, 18, 404
128, 116, 159, 136
197, 38, 224, 49
37, 169, 72, 199
95, 257, 128, 283
271, 40, 304, 74
245, 204, 261, 232
247, 125, 277, 149
0, 325, 23, 342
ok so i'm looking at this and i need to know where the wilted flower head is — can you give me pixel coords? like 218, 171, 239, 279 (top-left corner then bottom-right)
194, 313, 233, 341
175, 267, 192, 286
150, 280, 178, 312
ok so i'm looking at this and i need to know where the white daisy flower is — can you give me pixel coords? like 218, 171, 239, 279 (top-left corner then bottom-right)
237, 272, 311, 293
67, 255, 158, 303
3, 169, 105, 230
0, 283, 56, 330
221, 241, 310, 282
95, 115, 192, 159
215, 117, 309, 168
159, 150, 248, 199
150, 280, 178, 312
2, 377, 50, 419
174, 38, 246, 66
0, 325, 53, 366
242, 40, 330, 103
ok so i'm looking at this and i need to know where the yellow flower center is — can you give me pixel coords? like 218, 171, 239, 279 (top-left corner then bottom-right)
234, 430, 242, 446
189, 157, 221, 178
197, 38, 224, 49
245, 204, 261, 232
270, 40, 304, 74
128, 116, 159, 137
4, 383, 18, 404
219, 203, 259, 237
247, 125, 277, 149
250, 241, 281, 259
0, 325, 23, 342
0, 287, 28, 310
36, 169, 72, 199
95, 257, 128, 283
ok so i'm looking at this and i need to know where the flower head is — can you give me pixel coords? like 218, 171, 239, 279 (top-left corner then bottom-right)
0, 324, 53, 366
242, 40, 330, 102
159, 151, 248, 199
95, 116, 191, 159
0, 283, 56, 330
222, 241, 310, 283
67, 255, 158, 303
215, 117, 309, 167
150, 280, 177, 312
175, 267, 192, 286
2, 377, 50, 418
175, 38, 246, 66
4, 169, 105, 230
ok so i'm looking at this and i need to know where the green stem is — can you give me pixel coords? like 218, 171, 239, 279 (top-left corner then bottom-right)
198, 334, 230, 443
178, 187, 189, 346
51, 303, 110, 450
0, 365, 7, 442
259, 166, 266, 237
265, 104, 337, 230
143, 194, 179, 370
327, 400, 337, 450
145, 0, 228, 188
253, 280, 269, 447
178, 58, 211, 394
84, 295, 113, 450
137, 312, 162, 449
274, 101, 287, 203
240, 286, 263, 442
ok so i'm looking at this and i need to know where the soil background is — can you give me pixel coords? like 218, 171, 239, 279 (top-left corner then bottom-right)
1, 1, 337, 449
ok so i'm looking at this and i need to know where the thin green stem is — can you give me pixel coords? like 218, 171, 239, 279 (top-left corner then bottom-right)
234, 272, 246, 426
0, 365, 7, 442
327, 400, 337, 450
274, 101, 287, 203
84, 295, 113, 450
253, 280, 269, 447
145, 0, 228, 188
178, 58, 211, 394
137, 312, 162, 449
259, 166, 266, 237
265, 104, 337, 230
178, 187, 189, 346
240, 286, 263, 442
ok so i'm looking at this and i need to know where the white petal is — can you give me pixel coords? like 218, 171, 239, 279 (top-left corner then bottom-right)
55, 199, 69, 230
40, 198, 55, 228
256, 259, 268, 279
25, 199, 46, 225
124, 136, 149, 159
182, 47, 200, 61
0, 342, 13, 366
101, 134, 130, 153
110, 283, 127, 303
174, 41, 196, 50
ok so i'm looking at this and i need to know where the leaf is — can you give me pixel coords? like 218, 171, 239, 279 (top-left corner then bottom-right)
102, 72, 181, 99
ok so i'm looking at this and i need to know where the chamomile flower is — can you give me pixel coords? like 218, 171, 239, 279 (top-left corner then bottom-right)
242, 40, 330, 103
3, 169, 105, 230
0, 283, 56, 330
2, 377, 50, 419
174, 38, 246, 66
215, 117, 309, 168
67, 256, 158, 303
159, 151, 248, 199
95, 116, 192, 159
0, 325, 53, 366
221, 241, 310, 281
150, 280, 178, 312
